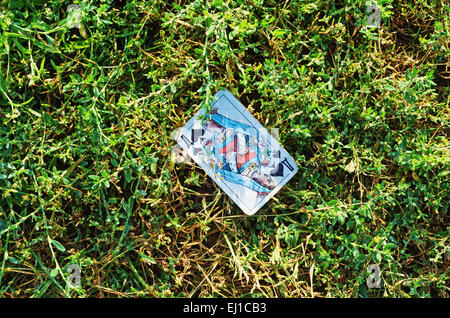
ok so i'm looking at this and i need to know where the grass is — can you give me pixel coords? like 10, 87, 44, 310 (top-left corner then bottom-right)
0, 0, 449, 298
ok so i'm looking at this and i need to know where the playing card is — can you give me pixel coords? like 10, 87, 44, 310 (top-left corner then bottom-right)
176, 90, 298, 215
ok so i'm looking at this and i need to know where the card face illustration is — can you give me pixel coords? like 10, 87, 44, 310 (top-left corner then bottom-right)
176, 90, 298, 215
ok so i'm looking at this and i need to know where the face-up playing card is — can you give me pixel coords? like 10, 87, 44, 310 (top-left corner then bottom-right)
176, 90, 298, 215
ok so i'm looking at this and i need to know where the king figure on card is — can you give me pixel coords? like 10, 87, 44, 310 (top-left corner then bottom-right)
199, 109, 278, 196
177, 90, 298, 215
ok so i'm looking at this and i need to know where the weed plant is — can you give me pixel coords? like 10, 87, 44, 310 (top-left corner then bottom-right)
0, 0, 448, 297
